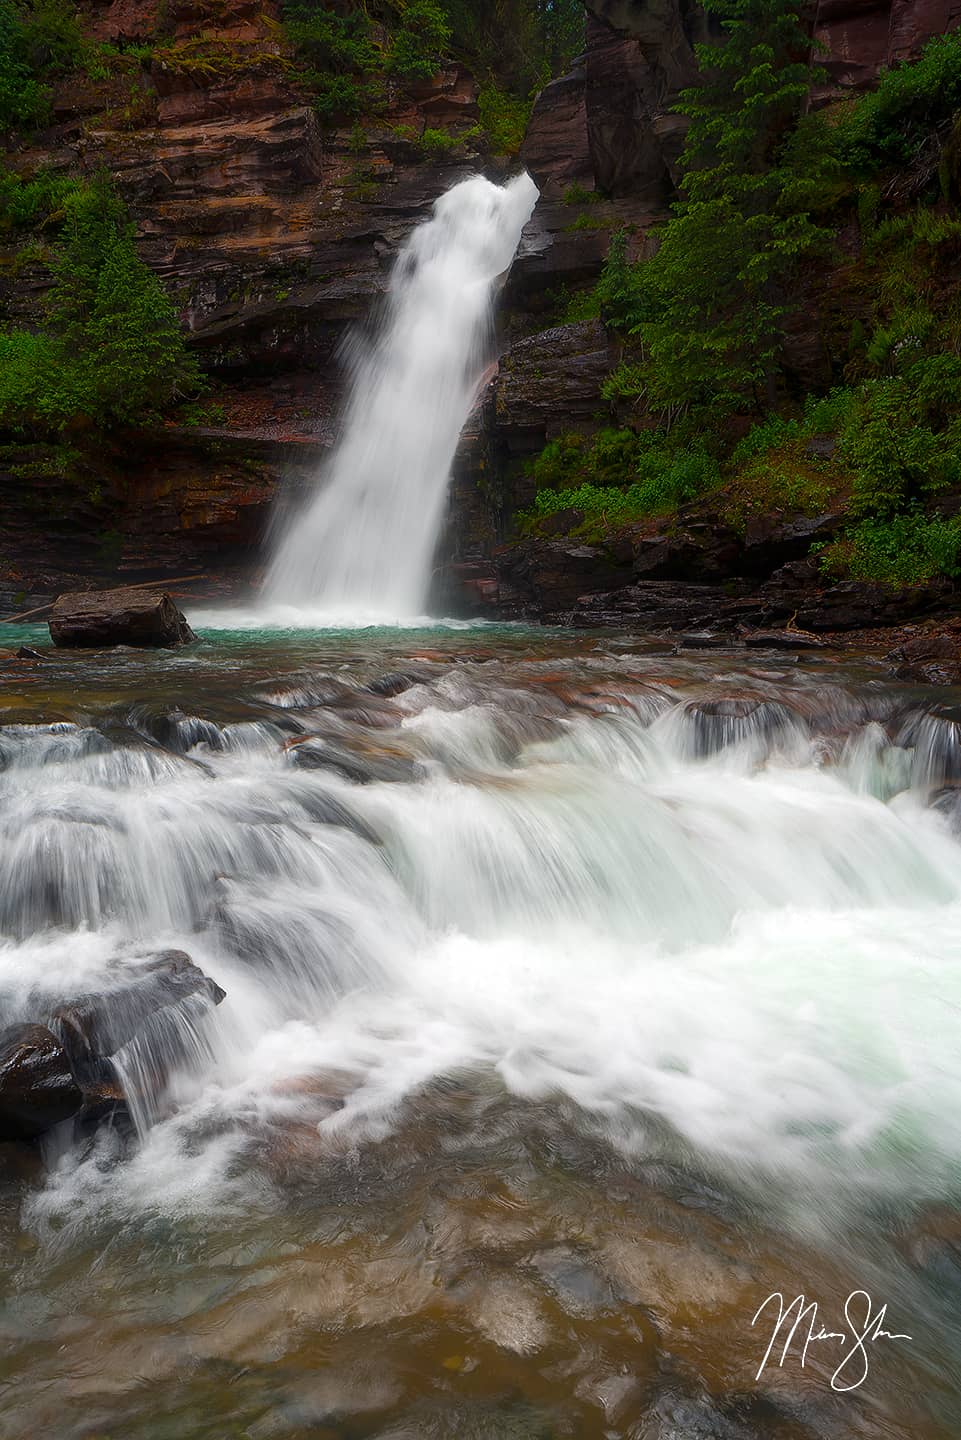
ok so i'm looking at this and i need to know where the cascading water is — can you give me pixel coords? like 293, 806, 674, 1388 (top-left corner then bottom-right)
3, 630, 961, 1436
263, 173, 538, 620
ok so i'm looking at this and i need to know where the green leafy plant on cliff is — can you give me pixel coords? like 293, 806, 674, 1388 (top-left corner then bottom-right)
0, 0, 86, 129
443, 0, 583, 96
281, 1, 452, 119
819, 513, 961, 586
0, 166, 83, 229
384, 0, 451, 79
521, 429, 722, 534
477, 82, 530, 154
0, 175, 203, 434
596, 0, 838, 421
837, 30, 961, 175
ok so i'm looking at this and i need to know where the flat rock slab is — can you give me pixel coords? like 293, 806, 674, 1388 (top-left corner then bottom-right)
49, 588, 196, 648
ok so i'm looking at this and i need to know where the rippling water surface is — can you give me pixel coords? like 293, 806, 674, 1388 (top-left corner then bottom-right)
2, 620, 961, 1439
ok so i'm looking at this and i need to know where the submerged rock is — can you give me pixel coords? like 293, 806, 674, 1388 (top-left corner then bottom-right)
366, 671, 421, 698
49, 588, 196, 648
682, 696, 803, 758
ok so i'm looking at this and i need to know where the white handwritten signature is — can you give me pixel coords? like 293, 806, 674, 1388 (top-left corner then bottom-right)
752, 1291, 912, 1392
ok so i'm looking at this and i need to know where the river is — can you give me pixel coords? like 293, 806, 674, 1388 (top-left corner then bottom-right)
1, 619, 960, 1438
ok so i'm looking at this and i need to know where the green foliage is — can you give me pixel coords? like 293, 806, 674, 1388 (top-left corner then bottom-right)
443, 0, 583, 96
562, 182, 597, 207
594, 0, 838, 420
0, 0, 86, 129
416, 125, 460, 155
0, 0, 47, 128
0, 166, 82, 229
523, 429, 721, 533
384, 0, 451, 79
280, 0, 583, 122
730, 389, 857, 463
837, 31, 961, 174
819, 513, 961, 586
281, 0, 448, 117
281, 2, 376, 119
840, 361, 961, 518
0, 176, 203, 434
477, 82, 529, 154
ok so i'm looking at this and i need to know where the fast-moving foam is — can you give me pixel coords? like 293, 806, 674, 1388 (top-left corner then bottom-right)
263, 173, 538, 621
5, 672, 961, 1236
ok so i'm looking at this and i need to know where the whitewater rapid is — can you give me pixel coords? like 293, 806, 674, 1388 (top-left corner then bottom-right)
263, 173, 538, 620
4, 642, 961, 1237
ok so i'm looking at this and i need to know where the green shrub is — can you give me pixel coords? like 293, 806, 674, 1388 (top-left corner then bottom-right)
282, 4, 377, 74
385, 0, 450, 79
417, 125, 459, 155
819, 513, 961, 586
524, 431, 721, 532
0, 166, 82, 229
1, 0, 90, 129
731, 414, 804, 464
0, 175, 203, 434
562, 182, 597, 207
0, 0, 47, 128
477, 82, 529, 154
837, 31, 961, 173
531, 432, 588, 489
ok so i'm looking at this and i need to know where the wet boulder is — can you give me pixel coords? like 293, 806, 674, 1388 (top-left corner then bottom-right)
682, 696, 803, 758
0, 1024, 83, 1141
285, 735, 418, 784
49, 588, 196, 648
50, 950, 226, 1071
886, 630, 961, 686
0, 952, 225, 1144
365, 670, 422, 698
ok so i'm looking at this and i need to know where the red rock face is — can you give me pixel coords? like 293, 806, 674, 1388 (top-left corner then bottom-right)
0, 0, 496, 603
521, 59, 594, 195
585, 16, 676, 197
816, 0, 961, 88
568, 0, 961, 201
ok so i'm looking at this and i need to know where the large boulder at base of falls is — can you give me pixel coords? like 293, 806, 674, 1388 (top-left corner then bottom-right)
0, 1024, 84, 1141
48, 588, 196, 648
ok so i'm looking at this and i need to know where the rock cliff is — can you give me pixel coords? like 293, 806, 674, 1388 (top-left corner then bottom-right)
1, 0, 488, 607
1, 0, 959, 619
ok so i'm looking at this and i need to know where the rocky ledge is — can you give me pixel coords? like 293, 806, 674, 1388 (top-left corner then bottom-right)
0, 951, 225, 1145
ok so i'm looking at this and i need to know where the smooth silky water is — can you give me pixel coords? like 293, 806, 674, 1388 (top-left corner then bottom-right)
2, 621, 961, 1439
4, 173, 961, 1437
263, 172, 538, 620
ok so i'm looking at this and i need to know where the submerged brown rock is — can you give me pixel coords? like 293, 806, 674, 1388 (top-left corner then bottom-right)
49, 587, 196, 648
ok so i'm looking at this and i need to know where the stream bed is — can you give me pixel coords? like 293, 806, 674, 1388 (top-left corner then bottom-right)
1, 620, 961, 1439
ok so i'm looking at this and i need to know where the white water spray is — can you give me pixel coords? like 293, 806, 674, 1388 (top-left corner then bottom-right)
263, 173, 538, 620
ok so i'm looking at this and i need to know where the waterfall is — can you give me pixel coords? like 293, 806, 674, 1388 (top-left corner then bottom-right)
263, 172, 539, 620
